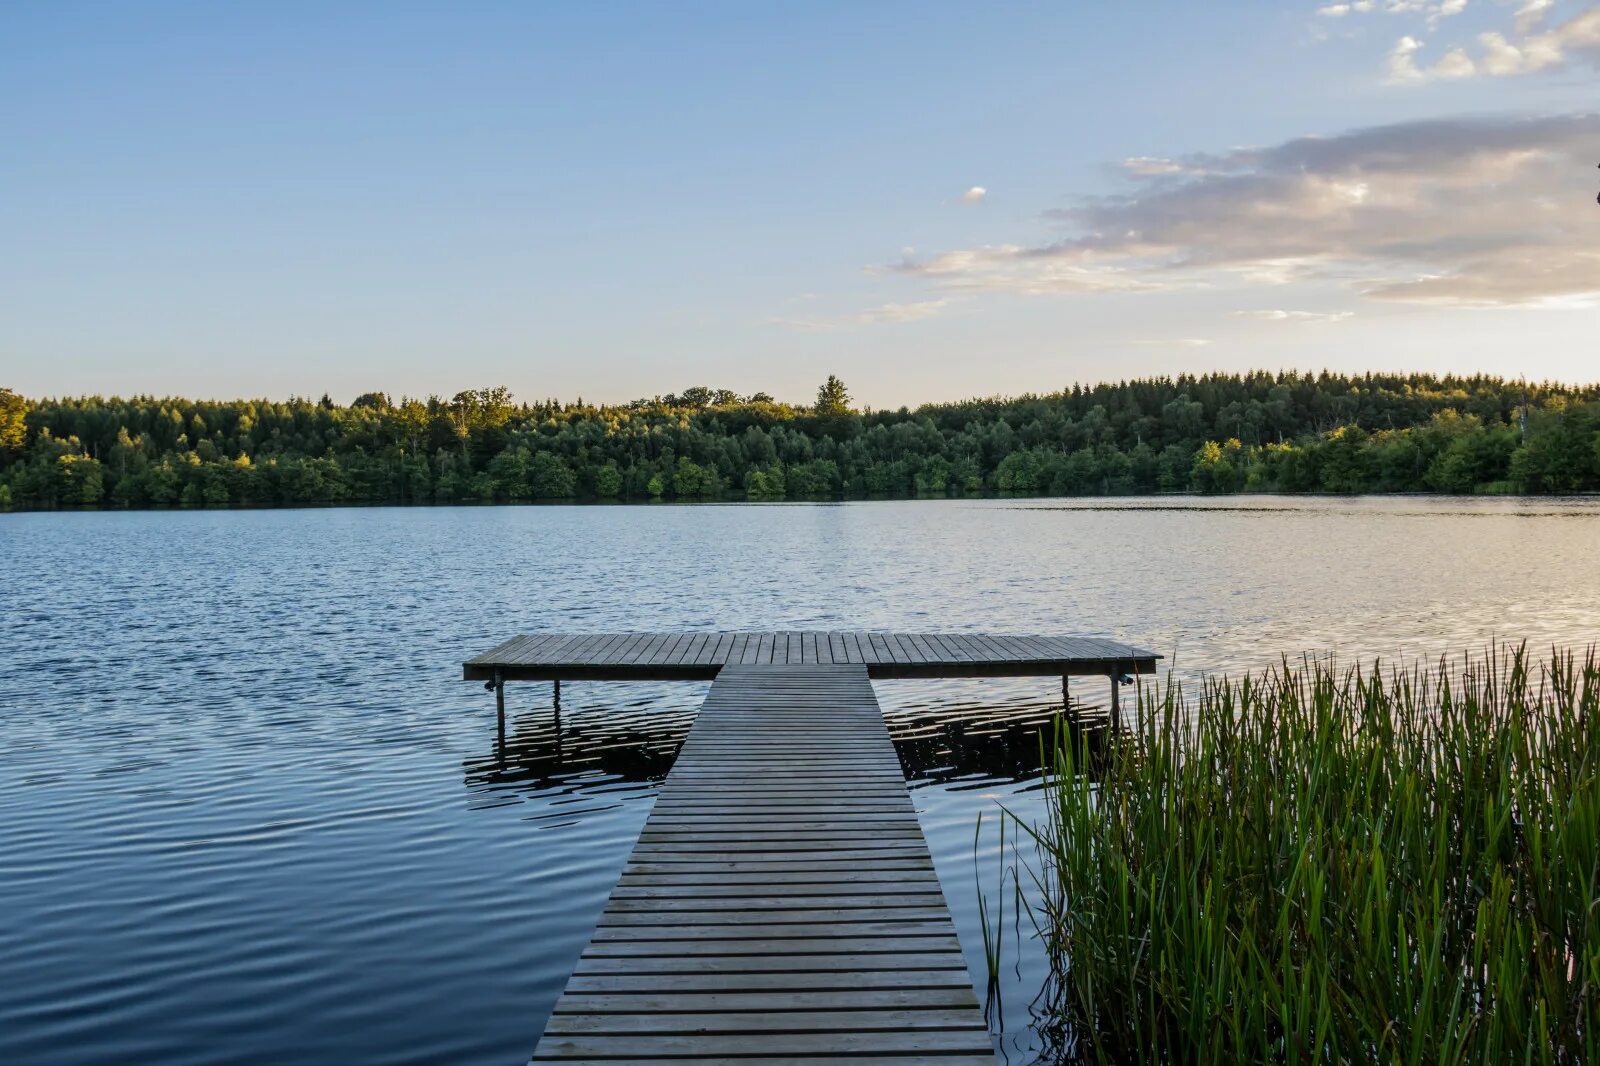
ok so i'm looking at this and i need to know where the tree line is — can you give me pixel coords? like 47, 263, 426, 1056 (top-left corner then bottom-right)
2, 371, 1598, 510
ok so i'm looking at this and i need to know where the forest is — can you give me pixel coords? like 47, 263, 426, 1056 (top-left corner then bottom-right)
2, 371, 1598, 510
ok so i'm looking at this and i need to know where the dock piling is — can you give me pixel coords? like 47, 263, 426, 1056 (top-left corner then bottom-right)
494, 668, 506, 764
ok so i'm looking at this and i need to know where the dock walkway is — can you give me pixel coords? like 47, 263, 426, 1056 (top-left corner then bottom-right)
464, 632, 1159, 1063
529, 665, 996, 1062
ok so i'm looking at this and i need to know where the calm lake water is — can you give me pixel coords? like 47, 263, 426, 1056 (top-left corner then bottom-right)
3, 497, 1598, 1064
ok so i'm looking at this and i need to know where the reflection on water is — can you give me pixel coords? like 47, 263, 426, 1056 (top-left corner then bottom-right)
464, 688, 690, 800
463, 683, 1117, 800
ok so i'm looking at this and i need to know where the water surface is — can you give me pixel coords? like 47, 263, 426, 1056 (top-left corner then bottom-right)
2, 497, 1597, 1063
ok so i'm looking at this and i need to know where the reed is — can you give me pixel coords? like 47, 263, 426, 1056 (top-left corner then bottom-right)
1013, 646, 1599, 1063
974, 812, 1006, 1021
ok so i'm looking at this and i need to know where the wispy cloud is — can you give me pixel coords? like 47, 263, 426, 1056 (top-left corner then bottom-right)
1515, 0, 1555, 34
960, 186, 987, 203
772, 298, 952, 332
1232, 309, 1356, 322
888, 113, 1600, 308
1121, 156, 1207, 178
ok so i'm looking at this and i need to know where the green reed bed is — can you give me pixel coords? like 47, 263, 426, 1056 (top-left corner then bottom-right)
1015, 648, 1599, 1064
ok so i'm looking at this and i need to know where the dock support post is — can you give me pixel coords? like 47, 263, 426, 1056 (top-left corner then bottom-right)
1061, 675, 1071, 716
1108, 672, 1120, 732
494, 669, 506, 764
553, 679, 562, 731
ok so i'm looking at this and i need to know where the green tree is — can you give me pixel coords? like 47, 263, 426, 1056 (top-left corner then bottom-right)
814, 375, 851, 416
672, 457, 707, 498
0, 387, 26, 455
57, 453, 105, 504
1191, 440, 1240, 493
593, 462, 623, 497
529, 451, 576, 498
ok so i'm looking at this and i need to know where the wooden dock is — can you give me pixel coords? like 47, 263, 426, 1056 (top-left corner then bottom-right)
464, 632, 1159, 1063
465, 630, 1156, 681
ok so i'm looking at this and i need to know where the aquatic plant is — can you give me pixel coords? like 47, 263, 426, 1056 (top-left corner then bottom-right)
1015, 646, 1599, 1063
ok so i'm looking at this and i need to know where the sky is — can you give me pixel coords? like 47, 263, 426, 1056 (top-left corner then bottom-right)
2, 1, 1597, 408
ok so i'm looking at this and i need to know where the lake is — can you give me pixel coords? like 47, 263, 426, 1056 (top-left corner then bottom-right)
2, 497, 1597, 1064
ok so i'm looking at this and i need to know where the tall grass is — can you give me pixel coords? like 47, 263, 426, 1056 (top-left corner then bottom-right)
1016, 647, 1599, 1063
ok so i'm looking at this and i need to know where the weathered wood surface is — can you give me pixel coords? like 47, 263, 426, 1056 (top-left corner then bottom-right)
465, 630, 1158, 681
529, 664, 996, 1063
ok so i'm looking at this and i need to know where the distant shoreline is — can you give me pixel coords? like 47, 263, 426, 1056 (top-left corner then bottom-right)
5, 489, 1599, 516
5, 372, 1598, 510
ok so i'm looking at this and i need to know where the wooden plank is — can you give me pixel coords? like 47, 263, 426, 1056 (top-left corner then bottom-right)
602, 633, 651, 666
699, 632, 730, 666
671, 633, 704, 666
531, 1030, 995, 1058
467, 633, 529, 663
515, 633, 576, 664
542, 1008, 987, 1033
562, 970, 977, 992
552, 989, 979, 1011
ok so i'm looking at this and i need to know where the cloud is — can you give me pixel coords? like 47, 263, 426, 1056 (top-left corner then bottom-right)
1386, 35, 1477, 81
1237, 309, 1354, 324
960, 186, 987, 203
1121, 156, 1205, 178
882, 245, 1170, 295
772, 298, 952, 332
1384, 4, 1600, 83
1321, 0, 1458, 19
1427, 0, 1467, 30
1386, 35, 1428, 81
1233, 309, 1356, 322
1514, 0, 1554, 34
1130, 338, 1213, 347
888, 113, 1600, 308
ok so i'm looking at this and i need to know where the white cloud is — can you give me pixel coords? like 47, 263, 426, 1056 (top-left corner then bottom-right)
888, 113, 1600, 308
1386, 35, 1476, 81
1427, 0, 1467, 30
852, 298, 950, 324
1384, 4, 1600, 83
1430, 46, 1477, 76
1386, 35, 1427, 82
1320, 0, 1462, 19
772, 298, 952, 332
1514, 0, 1554, 33
1121, 156, 1201, 178
961, 185, 987, 203
1232, 309, 1356, 322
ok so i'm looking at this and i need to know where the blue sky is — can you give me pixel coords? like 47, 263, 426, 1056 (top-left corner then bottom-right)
2, 1, 1597, 407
